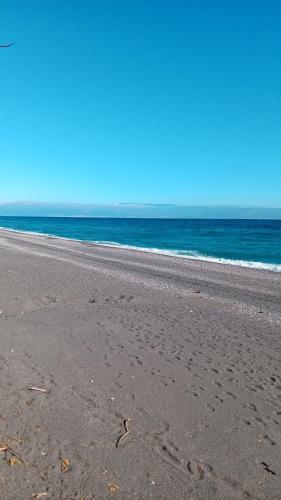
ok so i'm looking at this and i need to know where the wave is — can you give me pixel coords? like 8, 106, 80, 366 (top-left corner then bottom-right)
0, 225, 281, 272
91, 240, 281, 272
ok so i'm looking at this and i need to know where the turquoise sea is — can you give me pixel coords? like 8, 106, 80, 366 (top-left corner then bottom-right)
0, 217, 281, 272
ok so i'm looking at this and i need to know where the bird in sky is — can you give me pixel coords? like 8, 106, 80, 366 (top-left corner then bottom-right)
0, 42, 14, 48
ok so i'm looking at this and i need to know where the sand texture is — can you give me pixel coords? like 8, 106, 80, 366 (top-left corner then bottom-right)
0, 229, 280, 499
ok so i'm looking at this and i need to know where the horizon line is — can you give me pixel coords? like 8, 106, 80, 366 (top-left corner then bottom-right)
0, 201, 281, 210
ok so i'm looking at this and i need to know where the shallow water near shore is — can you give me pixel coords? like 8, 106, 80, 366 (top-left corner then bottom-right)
0, 216, 281, 271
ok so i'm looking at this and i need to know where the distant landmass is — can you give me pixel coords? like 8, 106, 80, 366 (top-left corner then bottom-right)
0, 202, 280, 219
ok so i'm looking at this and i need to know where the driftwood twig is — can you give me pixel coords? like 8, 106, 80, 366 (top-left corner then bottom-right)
116, 418, 130, 448
29, 387, 47, 393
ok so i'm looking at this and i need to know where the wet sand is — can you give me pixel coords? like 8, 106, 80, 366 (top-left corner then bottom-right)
0, 228, 280, 499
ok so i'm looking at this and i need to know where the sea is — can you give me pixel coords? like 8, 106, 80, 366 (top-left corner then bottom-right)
0, 216, 281, 272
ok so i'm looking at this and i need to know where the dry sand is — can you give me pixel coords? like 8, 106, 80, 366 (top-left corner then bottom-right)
0, 228, 280, 499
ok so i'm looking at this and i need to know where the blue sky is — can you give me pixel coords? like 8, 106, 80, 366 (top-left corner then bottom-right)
1, 0, 280, 207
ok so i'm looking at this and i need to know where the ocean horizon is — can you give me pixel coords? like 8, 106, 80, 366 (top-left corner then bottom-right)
0, 216, 281, 272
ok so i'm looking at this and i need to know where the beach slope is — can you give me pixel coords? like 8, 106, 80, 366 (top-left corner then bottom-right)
0, 229, 280, 499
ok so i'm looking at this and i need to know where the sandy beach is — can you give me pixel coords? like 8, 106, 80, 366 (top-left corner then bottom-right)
0, 228, 280, 499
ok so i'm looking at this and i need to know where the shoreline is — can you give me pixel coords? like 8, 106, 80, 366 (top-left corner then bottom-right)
1, 227, 281, 329
0, 224, 280, 273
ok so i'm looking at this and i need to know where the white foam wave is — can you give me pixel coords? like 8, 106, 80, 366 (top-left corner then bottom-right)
91, 240, 281, 272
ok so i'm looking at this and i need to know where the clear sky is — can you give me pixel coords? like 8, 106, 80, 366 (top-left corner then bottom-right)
1, 0, 280, 207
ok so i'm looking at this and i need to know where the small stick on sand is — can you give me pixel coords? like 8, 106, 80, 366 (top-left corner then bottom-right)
29, 387, 47, 393
1, 435, 23, 444
8, 447, 27, 465
0, 443, 9, 453
0, 443, 26, 465
116, 418, 130, 448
